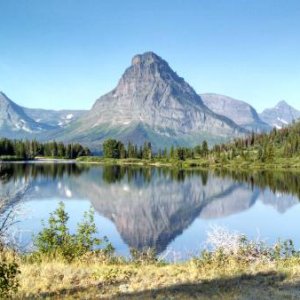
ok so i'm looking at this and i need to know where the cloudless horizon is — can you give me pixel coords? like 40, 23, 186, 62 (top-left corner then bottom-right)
0, 0, 299, 112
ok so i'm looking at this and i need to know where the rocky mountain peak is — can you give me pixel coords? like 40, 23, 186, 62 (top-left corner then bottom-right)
131, 51, 162, 66
60, 52, 244, 149
120, 51, 185, 91
260, 100, 300, 129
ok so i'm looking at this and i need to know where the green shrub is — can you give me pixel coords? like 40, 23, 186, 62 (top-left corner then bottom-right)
33, 202, 110, 261
0, 251, 20, 298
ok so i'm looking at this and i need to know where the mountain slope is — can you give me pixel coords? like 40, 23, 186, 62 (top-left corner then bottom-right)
0, 92, 52, 138
0, 92, 86, 139
23, 107, 86, 128
57, 52, 246, 149
260, 100, 300, 129
201, 93, 271, 132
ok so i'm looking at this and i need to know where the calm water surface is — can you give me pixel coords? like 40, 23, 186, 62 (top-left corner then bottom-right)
1, 163, 300, 259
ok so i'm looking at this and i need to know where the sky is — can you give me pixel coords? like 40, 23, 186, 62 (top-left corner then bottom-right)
0, 0, 299, 112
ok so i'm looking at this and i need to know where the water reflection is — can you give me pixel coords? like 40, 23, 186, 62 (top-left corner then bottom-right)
0, 163, 299, 254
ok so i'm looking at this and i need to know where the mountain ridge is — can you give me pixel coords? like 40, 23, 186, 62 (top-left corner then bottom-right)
53, 52, 246, 149
1, 52, 300, 148
201, 93, 271, 132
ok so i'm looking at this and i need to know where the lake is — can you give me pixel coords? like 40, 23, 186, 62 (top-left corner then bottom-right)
1, 163, 300, 260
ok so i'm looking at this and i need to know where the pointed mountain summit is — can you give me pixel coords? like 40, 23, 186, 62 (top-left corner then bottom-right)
260, 100, 300, 129
201, 93, 271, 132
58, 52, 245, 149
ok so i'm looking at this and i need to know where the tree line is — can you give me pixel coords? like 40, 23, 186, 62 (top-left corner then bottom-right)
0, 138, 91, 159
103, 139, 209, 160
102, 121, 300, 162
210, 121, 300, 163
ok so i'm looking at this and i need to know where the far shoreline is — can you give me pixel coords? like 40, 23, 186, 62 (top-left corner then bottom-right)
0, 157, 77, 164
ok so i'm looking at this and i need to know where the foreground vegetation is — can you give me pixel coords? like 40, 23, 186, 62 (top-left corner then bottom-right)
2, 203, 300, 299
3, 248, 300, 299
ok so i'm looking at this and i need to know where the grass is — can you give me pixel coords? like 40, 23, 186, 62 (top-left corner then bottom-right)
76, 154, 300, 171
76, 156, 177, 167
5, 251, 300, 299
3, 225, 300, 299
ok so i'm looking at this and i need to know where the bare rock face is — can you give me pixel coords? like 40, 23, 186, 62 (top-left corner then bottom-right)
201, 93, 271, 132
61, 52, 245, 148
260, 100, 300, 129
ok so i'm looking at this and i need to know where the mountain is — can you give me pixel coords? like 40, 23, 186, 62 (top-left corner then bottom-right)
56, 52, 246, 149
0, 91, 52, 138
260, 100, 300, 129
0, 91, 86, 138
23, 107, 86, 128
201, 93, 271, 132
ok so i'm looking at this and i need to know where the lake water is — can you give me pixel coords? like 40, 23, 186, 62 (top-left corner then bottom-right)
1, 163, 300, 260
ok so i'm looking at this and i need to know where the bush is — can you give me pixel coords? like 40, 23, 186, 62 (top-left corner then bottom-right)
130, 248, 158, 265
33, 202, 110, 261
0, 250, 20, 298
194, 226, 300, 268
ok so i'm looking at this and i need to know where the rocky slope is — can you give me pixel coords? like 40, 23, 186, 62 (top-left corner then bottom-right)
0, 92, 53, 138
57, 52, 246, 149
260, 100, 300, 129
201, 93, 271, 132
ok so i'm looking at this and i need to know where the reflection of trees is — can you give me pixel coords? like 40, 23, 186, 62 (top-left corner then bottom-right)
102, 166, 210, 186
0, 164, 14, 183
102, 165, 126, 184
0, 163, 89, 183
214, 169, 300, 199
101, 166, 300, 199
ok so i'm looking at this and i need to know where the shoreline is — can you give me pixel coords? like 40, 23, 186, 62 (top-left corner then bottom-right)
1, 156, 300, 172
76, 156, 300, 172
0, 158, 77, 164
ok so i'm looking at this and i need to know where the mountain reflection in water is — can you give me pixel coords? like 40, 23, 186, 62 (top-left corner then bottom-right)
1, 163, 299, 254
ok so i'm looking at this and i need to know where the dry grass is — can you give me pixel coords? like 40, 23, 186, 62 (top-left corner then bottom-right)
9, 254, 300, 299
5, 226, 300, 299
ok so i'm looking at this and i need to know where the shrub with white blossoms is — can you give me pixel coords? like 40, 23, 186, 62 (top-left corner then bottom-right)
204, 225, 275, 263
205, 225, 245, 255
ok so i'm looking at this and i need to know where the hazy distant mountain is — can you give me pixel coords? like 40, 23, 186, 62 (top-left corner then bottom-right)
0, 91, 52, 138
260, 100, 300, 129
201, 93, 271, 132
23, 107, 86, 128
56, 52, 245, 149
0, 91, 86, 139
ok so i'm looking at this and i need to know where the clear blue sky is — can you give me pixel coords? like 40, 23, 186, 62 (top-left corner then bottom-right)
0, 0, 299, 112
